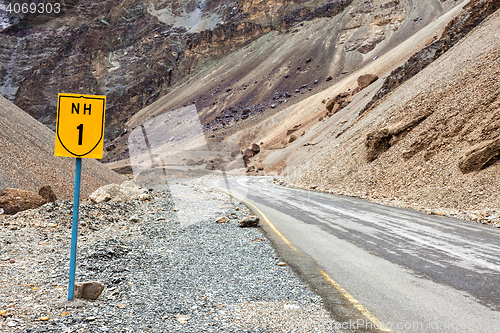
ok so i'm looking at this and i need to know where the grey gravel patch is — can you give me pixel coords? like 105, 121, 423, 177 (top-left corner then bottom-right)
0, 178, 341, 332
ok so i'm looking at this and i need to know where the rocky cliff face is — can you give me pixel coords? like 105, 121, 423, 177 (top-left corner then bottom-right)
362, 0, 500, 114
1, 0, 458, 149
1, 0, 354, 140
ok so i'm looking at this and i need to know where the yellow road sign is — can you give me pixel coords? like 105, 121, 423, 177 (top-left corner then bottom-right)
55, 93, 106, 159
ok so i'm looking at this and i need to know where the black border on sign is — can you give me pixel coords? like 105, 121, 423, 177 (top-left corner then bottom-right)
56, 94, 106, 157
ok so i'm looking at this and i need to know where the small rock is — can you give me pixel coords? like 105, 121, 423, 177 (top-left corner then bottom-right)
9, 259, 15, 263
239, 216, 259, 227
7, 321, 16, 327
176, 315, 191, 323
138, 193, 151, 201
105, 143, 116, 152
117, 304, 127, 309
74, 281, 105, 300
326, 76, 333, 81
40, 316, 49, 321
129, 215, 140, 223
278, 262, 287, 266
216, 217, 230, 223
284, 304, 300, 310
85, 316, 96, 321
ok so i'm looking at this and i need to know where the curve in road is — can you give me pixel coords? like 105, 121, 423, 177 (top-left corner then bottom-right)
205, 176, 500, 333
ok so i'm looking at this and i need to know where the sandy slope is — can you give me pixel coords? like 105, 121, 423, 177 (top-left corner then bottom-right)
229, 0, 469, 168
284, 7, 500, 223
0, 96, 124, 200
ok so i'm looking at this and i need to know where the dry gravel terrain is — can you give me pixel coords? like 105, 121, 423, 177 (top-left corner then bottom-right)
0, 179, 340, 332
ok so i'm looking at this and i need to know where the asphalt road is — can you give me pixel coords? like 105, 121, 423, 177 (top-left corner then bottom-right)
205, 176, 500, 333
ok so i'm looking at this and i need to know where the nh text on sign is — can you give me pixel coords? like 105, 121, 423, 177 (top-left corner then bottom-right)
55, 93, 106, 159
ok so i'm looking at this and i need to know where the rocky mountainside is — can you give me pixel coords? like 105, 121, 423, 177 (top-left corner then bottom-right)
283, 6, 500, 223
0, 0, 458, 149
0, 95, 123, 199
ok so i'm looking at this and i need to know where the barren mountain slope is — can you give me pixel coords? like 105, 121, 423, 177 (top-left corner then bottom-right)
284, 8, 500, 223
109, 0, 460, 163
223, 0, 471, 167
0, 96, 124, 199
1, 0, 407, 140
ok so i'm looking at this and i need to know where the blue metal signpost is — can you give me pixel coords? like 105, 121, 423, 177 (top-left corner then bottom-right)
54, 93, 106, 301
68, 157, 82, 301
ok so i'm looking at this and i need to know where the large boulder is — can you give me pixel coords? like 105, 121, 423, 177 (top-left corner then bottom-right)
357, 74, 379, 90
0, 188, 47, 215
89, 181, 147, 204
242, 148, 254, 166
251, 143, 261, 155
205, 157, 224, 170
458, 138, 500, 174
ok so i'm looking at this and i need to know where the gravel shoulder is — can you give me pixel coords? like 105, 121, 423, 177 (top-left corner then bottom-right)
0, 178, 340, 332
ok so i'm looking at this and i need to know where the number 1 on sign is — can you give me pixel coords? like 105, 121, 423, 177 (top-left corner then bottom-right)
77, 124, 83, 146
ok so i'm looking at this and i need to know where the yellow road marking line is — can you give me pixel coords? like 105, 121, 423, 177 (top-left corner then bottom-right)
203, 178, 391, 332
203, 179, 297, 251
321, 271, 392, 332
